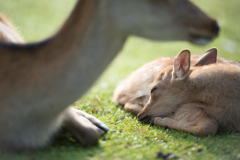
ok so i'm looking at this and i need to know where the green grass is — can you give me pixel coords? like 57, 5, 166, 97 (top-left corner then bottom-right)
0, 0, 240, 159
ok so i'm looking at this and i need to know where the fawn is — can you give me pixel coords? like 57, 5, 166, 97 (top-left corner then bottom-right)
114, 48, 234, 114
136, 49, 240, 136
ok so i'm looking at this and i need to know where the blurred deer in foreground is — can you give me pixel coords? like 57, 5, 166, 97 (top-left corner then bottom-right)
0, 0, 219, 151
136, 49, 240, 136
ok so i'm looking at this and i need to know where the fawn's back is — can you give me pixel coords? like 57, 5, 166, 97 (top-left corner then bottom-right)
188, 63, 240, 131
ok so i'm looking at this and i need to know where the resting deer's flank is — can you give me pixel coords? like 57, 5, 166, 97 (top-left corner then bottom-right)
0, 0, 219, 151
134, 48, 240, 136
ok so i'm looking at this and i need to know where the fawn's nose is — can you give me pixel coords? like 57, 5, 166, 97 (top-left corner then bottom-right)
213, 21, 220, 37
137, 113, 152, 123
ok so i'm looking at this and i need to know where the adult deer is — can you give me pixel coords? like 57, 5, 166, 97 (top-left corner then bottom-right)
0, 0, 219, 151
113, 48, 235, 115
137, 49, 240, 136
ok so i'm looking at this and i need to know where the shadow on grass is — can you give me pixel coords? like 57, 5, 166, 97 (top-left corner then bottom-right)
0, 131, 106, 160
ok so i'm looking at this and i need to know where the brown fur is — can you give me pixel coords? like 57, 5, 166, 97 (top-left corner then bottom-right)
0, 0, 219, 151
113, 48, 235, 115
137, 48, 240, 136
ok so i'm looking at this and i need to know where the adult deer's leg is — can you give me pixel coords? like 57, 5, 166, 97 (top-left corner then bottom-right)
154, 104, 218, 136
62, 107, 109, 145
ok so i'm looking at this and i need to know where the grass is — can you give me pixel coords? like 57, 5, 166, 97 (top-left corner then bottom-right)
0, 0, 240, 159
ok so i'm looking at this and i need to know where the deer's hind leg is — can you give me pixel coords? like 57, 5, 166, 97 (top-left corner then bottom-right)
62, 107, 109, 145
124, 96, 147, 115
115, 93, 145, 115
124, 102, 143, 115
154, 103, 218, 136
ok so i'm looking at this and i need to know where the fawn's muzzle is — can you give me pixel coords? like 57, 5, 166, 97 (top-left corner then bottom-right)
137, 113, 152, 123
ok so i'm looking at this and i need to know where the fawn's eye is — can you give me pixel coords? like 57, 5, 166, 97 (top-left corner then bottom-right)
150, 87, 157, 94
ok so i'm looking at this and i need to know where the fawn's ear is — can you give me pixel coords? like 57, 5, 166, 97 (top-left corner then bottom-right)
194, 48, 217, 66
172, 49, 190, 80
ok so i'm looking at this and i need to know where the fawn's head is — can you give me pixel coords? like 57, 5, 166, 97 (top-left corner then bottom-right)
102, 0, 219, 45
137, 48, 218, 123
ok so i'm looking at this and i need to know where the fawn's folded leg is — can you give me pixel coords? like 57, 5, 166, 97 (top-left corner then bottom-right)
154, 104, 218, 136
124, 103, 143, 115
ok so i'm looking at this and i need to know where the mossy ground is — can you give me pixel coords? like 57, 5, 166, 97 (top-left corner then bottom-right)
0, 0, 240, 159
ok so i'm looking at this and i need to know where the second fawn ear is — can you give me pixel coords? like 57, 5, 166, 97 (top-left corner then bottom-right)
172, 49, 190, 80
194, 48, 217, 66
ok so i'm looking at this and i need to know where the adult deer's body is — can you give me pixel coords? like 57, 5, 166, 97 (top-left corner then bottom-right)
0, 0, 219, 151
137, 49, 240, 136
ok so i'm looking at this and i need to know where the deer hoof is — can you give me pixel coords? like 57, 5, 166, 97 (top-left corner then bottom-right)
63, 108, 109, 146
